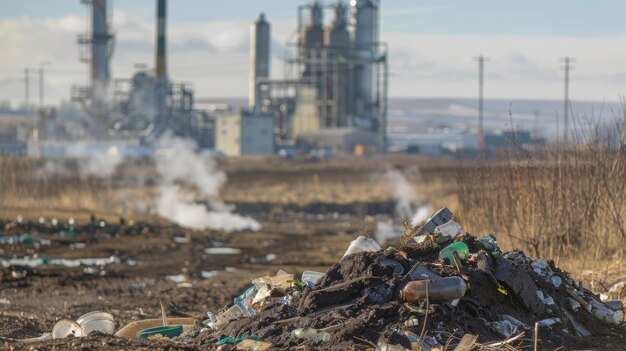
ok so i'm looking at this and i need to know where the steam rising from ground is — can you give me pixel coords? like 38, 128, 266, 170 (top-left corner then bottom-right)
374, 168, 432, 243
154, 134, 261, 232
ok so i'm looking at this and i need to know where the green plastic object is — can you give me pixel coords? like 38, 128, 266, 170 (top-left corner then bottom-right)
136, 325, 183, 339
478, 235, 502, 258
216, 334, 261, 345
438, 242, 469, 264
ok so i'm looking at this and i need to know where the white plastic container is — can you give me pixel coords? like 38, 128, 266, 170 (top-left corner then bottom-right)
52, 319, 84, 339
76, 311, 115, 335
341, 236, 381, 259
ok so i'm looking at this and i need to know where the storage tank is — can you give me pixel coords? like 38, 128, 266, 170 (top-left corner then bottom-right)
249, 13, 271, 111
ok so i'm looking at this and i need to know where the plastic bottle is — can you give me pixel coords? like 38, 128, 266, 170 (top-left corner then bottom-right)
290, 328, 330, 342
438, 242, 469, 264
589, 299, 624, 325
401, 276, 468, 302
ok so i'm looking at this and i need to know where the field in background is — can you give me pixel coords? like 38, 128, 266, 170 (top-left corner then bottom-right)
1, 148, 624, 303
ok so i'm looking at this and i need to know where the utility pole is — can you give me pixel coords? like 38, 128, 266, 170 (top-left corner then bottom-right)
39, 61, 51, 110
560, 57, 574, 142
24, 68, 29, 111
474, 55, 488, 150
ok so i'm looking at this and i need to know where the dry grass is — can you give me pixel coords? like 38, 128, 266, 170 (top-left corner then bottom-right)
455, 120, 626, 302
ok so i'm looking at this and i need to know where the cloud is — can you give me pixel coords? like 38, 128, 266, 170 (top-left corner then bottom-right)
1, 10, 626, 106
384, 33, 626, 100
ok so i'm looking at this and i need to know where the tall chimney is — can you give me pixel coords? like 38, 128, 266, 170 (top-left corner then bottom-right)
91, 0, 110, 88
156, 0, 167, 78
249, 13, 270, 111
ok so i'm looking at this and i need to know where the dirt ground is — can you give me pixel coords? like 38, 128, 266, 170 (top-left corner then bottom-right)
1, 155, 624, 350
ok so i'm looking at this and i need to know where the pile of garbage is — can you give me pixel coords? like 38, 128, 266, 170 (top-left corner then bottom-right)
4, 207, 626, 350
191, 207, 626, 350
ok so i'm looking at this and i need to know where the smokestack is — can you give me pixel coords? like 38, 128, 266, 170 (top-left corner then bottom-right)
249, 13, 270, 111
91, 0, 110, 87
156, 0, 167, 78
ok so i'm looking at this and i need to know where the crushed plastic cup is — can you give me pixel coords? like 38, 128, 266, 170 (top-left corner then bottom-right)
342, 236, 381, 259
211, 305, 245, 329
301, 271, 324, 288
76, 311, 115, 335
52, 319, 84, 339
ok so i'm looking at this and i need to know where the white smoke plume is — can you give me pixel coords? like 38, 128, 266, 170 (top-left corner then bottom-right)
375, 168, 432, 243
75, 145, 124, 179
35, 143, 124, 179
154, 133, 261, 232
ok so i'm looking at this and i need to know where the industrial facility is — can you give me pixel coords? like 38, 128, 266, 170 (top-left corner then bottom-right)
1, 0, 388, 157
241, 0, 388, 155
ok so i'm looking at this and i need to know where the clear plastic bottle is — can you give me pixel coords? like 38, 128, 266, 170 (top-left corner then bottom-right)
401, 276, 468, 302
291, 328, 330, 342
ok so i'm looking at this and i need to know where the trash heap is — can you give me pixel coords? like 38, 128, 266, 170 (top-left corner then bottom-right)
191, 207, 626, 350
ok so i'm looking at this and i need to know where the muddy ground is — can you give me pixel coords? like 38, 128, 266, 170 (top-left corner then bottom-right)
0, 213, 376, 350
1, 156, 625, 350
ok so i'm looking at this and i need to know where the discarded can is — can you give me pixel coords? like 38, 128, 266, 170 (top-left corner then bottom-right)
290, 328, 330, 342
342, 236, 381, 259
76, 311, 115, 335
438, 242, 469, 264
401, 276, 468, 302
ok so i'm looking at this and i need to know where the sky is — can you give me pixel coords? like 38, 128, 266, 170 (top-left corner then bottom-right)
1, 0, 626, 107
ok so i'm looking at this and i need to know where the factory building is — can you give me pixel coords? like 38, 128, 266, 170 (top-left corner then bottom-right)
248, 0, 388, 153
215, 112, 274, 157
295, 128, 380, 155
70, 0, 211, 146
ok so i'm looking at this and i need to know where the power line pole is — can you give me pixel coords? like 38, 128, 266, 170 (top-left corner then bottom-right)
24, 68, 29, 111
474, 55, 488, 150
39, 61, 51, 110
560, 57, 574, 142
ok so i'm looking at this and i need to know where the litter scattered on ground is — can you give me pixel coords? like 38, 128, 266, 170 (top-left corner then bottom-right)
2, 207, 626, 350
